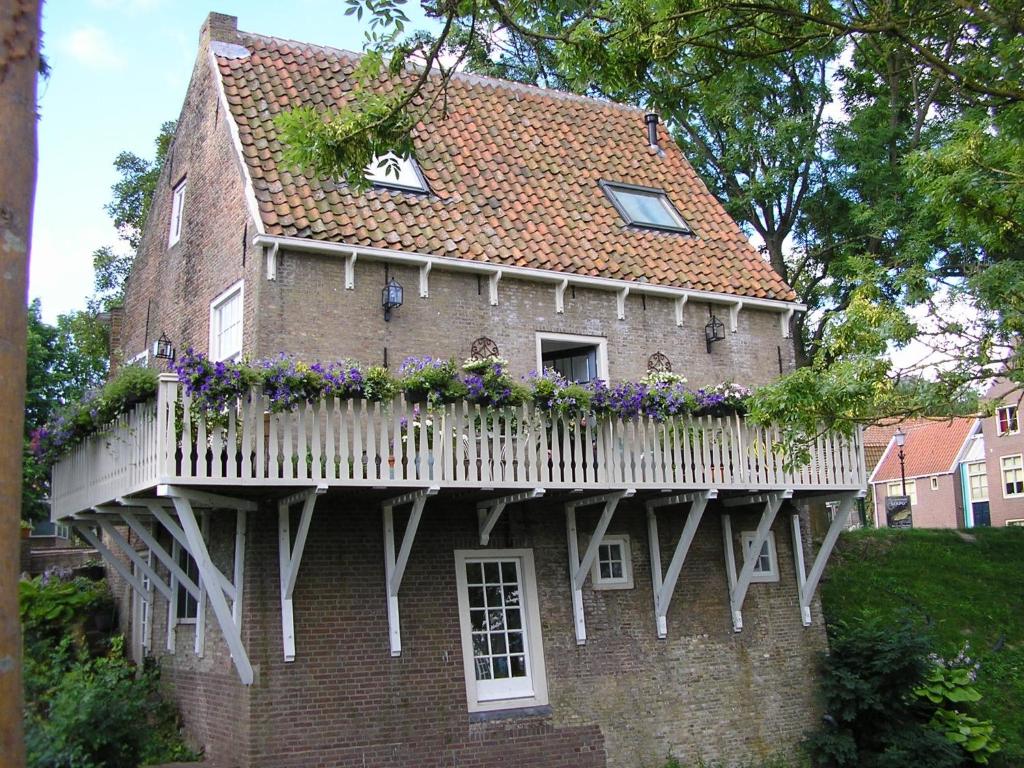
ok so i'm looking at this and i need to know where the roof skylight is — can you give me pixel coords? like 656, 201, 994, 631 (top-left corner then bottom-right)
365, 153, 429, 193
601, 181, 691, 233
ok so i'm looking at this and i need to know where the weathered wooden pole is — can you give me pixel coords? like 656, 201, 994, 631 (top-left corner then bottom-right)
0, 1, 42, 765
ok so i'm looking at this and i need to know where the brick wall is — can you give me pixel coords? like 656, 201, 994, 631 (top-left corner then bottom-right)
871, 474, 961, 528
980, 379, 1024, 526
259, 253, 795, 387
133, 494, 826, 767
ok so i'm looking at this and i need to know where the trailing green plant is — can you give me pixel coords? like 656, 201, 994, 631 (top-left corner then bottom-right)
399, 356, 468, 406
462, 356, 528, 408
19, 573, 112, 653
364, 364, 397, 402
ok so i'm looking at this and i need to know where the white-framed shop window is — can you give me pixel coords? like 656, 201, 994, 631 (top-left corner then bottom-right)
535, 332, 608, 384
454, 549, 548, 714
209, 280, 244, 361
1001, 454, 1024, 498
589, 534, 634, 589
169, 178, 187, 247
740, 530, 779, 583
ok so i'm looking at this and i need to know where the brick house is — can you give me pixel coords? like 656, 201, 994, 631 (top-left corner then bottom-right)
978, 379, 1024, 527
49, 13, 868, 768
868, 418, 980, 528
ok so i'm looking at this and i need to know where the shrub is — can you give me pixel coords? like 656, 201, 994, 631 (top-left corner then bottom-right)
399, 356, 468, 406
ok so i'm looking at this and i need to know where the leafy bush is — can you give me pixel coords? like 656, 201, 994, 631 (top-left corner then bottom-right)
399, 356, 468, 406
806, 616, 998, 767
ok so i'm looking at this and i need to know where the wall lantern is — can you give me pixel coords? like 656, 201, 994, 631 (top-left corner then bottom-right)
382, 277, 404, 322
153, 332, 175, 361
704, 309, 726, 353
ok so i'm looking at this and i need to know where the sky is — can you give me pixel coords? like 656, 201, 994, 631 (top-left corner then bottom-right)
31, 0, 436, 323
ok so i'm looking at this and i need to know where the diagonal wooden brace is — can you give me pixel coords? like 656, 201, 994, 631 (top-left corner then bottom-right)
95, 518, 174, 602
169, 495, 254, 685
73, 522, 147, 596
120, 510, 201, 601
382, 486, 439, 657
646, 490, 716, 638
477, 488, 544, 545
565, 489, 634, 645
724, 490, 791, 632
279, 487, 323, 662
146, 502, 236, 601
791, 491, 863, 626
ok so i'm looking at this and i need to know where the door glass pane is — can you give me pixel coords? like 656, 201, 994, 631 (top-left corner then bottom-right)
465, 558, 529, 684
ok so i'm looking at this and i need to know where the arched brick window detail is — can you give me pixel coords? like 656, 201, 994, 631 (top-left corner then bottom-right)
470, 337, 499, 360
647, 351, 672, 373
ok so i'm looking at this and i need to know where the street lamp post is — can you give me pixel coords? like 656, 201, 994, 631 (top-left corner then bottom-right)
894, 427, 907, 497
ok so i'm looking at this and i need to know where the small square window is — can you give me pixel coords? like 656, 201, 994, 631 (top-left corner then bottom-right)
590, 534, 634, 590
997, 405, 1019, 436
600, 181, 691, 233
364, 152, 429, 193
169, 178, 187, 247
740, 530, 779, 583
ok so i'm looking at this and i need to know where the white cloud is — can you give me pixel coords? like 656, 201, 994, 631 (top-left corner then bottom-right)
64, 27, 124, 70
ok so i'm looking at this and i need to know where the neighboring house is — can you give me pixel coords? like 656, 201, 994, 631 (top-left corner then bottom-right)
978, 378, 1024, 527
48, 14, 867, 768
869, 418, 980, 528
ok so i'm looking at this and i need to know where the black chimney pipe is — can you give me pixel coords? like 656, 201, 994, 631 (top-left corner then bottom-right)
645, 113, 659, 148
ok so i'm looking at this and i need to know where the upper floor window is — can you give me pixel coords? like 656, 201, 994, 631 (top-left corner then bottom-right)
536, 332, 607, 385
1001, 454, 1024, 498
169, 178, 187, 247
997, 405, 1019, 436
886, 479, 917, 506
454, 550, 548, 713
740, 530, 779, 583
365, 152, 428, 193
210, 280, 243, 361
967, 461, 988, 502
600, 181, 691, 233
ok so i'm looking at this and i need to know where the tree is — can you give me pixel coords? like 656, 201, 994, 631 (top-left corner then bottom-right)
276, 0, 1022, 450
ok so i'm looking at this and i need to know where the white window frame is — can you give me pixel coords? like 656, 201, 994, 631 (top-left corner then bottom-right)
599, 180, 692, 233
589, 534, 634, 590
930, 476, 939, 491
740, 530, 779, 583
209, 280, 244, 362
967, 461, 988, 502
454, 549, 548, 714
886, 479, 917, 506
1006, 519, 1024, 527
535, 332, 609, 384
364, 152, 429, 193
127, 349, 150, 367
996, 405, 1019, 436
168, 178, 187, 247
1001, 454, 1024, 498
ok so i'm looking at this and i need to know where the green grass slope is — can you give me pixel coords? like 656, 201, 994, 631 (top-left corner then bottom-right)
821, 527, 1024, 765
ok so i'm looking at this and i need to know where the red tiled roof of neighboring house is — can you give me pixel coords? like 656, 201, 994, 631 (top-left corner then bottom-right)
213, 33, 798, 302
871, 417, 977, 483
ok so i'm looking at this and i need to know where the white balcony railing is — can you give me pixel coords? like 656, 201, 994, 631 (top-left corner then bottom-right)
51, 375, 866, 518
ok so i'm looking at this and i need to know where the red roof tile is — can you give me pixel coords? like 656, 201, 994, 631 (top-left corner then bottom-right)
871, 418, 977, 482
214, 34, 797, 302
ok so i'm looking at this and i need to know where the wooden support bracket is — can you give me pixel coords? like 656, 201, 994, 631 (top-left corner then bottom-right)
555, 278, 568, 314
477, 488, 544, 545
73, 522, 147, 596
616, 286, 629, 320
265, 241, 279, 281
419, 261, 431, 298
278, 487, 324, 662
565, 489, 634, 645
646, 490, 716, 638
489, 269, 502, 306
345, 251, 357, 289
674, 295, 688, 327
382, 486, 439, 656
791, 491, 863, 626
723, 490, 790, 632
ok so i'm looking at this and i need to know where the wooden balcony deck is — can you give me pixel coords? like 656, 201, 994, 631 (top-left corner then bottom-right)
51, 375, 866, 519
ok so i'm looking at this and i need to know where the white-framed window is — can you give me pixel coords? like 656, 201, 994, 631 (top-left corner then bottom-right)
454, 549, 548, 713
600, 180, 691, 233
740, 530, 779, 583
1007, 519, 1024, 527
1001, 454, 1024, 498
997, 405, 1019, 436
590, 534, 634, 590
209, 280, 244, 361
169, 178, 187, 246
535, 332, 608, 385
967, 461, 988, 502
127, 349, 150, 367
930, 476, 939, 491
886, 479, 917, 506
176, 545, 199, 623
364, 152, 429, 193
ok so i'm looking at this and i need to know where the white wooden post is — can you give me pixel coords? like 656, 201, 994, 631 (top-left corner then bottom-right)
382, 487, 438, 656
195, 512, 210, 658
723, 491, 790, 632
565, 489, 634, 645
477, 488, 544, 545
233, 509, 247, 629
278, 488, 321, 662
169, 495, 254, 685
646, 490, 715, 638
792, 493, 861, 626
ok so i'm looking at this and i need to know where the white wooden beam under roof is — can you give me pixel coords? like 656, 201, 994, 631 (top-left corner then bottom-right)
721, 490, 792, 632
645, 490, 717, 638
565, 489, 635, 645
477, 488, 545, 546
382, 486, 439, 656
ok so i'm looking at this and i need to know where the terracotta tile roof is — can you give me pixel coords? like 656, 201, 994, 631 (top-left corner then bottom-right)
871, 417, 977, 482
214, 33, 797, 302
862, 417, 938, 448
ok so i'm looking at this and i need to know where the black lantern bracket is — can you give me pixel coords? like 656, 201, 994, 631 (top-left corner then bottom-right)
153, 332, 176, 361
704, 307, 726, 353
382, 275, 404, 322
